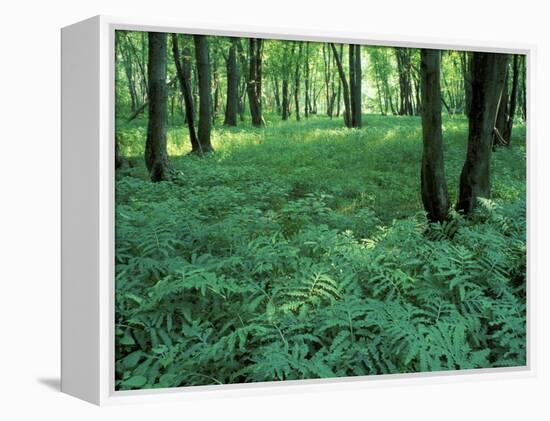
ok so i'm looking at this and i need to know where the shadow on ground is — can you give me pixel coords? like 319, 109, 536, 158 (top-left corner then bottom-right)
37, 377, 60, 392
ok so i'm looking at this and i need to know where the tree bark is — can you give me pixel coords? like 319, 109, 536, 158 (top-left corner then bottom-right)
193, 35, 214, 153
171, 34, 200, 152
330, 43, 352, 128
224, 37, 239, 126
294, 43, 302, 121
503, 54, 520, 145
247, 38, 264, 127
420, 49, 449, 223
354, 45, 362, 127
457, 53, 509, 214
494, 66, 509, 147
349, 45, 356, 126
145, 32, 170, 182
304, 42, 310, 118
461, 52, 472, 118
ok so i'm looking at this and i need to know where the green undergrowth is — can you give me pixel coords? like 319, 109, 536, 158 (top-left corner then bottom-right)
115, 114, 526, 390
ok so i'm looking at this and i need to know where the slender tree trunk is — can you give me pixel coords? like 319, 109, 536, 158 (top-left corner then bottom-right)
224, 38, 239, 126
145, 32, 169, 182
420, 49, 449, 222
294, 43, 302, 121
282, 79, 289, 120
503, 54, 520, 145
349, 45, 356, 126
323, 44, 332, 117
304, 42, 310, 118
247, 38, 264, 127
494, 66, 509, 147
193, 35, 214, 153
457, 53, 509, 214
354, 45, 362, 127
521, 56, 527, 122
330, 43, 352, 128
171, 34, 200, 152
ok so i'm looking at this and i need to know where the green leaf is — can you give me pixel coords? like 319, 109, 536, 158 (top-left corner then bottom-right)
121, 375, 147, 388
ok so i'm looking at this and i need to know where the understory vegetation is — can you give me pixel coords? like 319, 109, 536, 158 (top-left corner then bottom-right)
115, 115, 526, 390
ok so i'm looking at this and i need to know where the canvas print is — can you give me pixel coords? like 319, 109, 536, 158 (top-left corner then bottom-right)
114, 30, 527, 391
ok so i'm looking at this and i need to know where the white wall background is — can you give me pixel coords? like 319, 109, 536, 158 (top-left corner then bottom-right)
1, 0, 548, 419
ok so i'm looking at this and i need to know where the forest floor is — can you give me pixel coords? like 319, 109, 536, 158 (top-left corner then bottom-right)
115, 114, 527, 390
118, 113, 526, 222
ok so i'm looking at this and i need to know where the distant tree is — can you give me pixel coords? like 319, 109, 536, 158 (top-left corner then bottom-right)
145, 32, 170, 182
224, 37, 240, 126
171, 34, 200, 153
419, 49, 449, 222
457, 52, 509, 214
193, 35, 214, 153
395, 48, 414, 116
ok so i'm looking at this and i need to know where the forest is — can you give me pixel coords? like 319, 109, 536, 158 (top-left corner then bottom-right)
114, 30, 527, 390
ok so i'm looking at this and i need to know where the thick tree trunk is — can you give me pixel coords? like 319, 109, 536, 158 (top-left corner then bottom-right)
193, 35, 214, 153
247, 38, 264, 127
145, 32, 170, 182
171, 34, 200, 152
457, 53, 509, 214
330, 43, 352, 128
420, 49, 449, 223
224, 38, 239, 126
503, 54, 520, 145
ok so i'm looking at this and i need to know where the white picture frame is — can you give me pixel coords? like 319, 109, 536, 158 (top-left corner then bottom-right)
61, 14, 535, 406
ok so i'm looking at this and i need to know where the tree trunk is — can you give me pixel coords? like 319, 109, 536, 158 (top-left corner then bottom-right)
294, 43, 302, 121
395, 48, 414, 116
282, 79, 289, 120
247, 38, 264, 127
145, 32, 170, 182
457, 53, 509, 214
420, 49, 449, 223
224, 37, 239, 126
330, 43, 352, 128
503, 54, 520, 145
521, 56, 526, 122
304, 42, 310, 118
171, 34, 200, 152
272, 76, 281, 114
354, 45, 362, 127
193, 35, 214, 153
494, 66, 509, 147
349, 45, 356, 126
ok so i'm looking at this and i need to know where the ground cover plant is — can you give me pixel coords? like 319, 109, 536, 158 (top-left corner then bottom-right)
114, 32, 527, 390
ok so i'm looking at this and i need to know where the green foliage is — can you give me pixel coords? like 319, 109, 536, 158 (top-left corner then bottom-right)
115, 115, 526, 390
